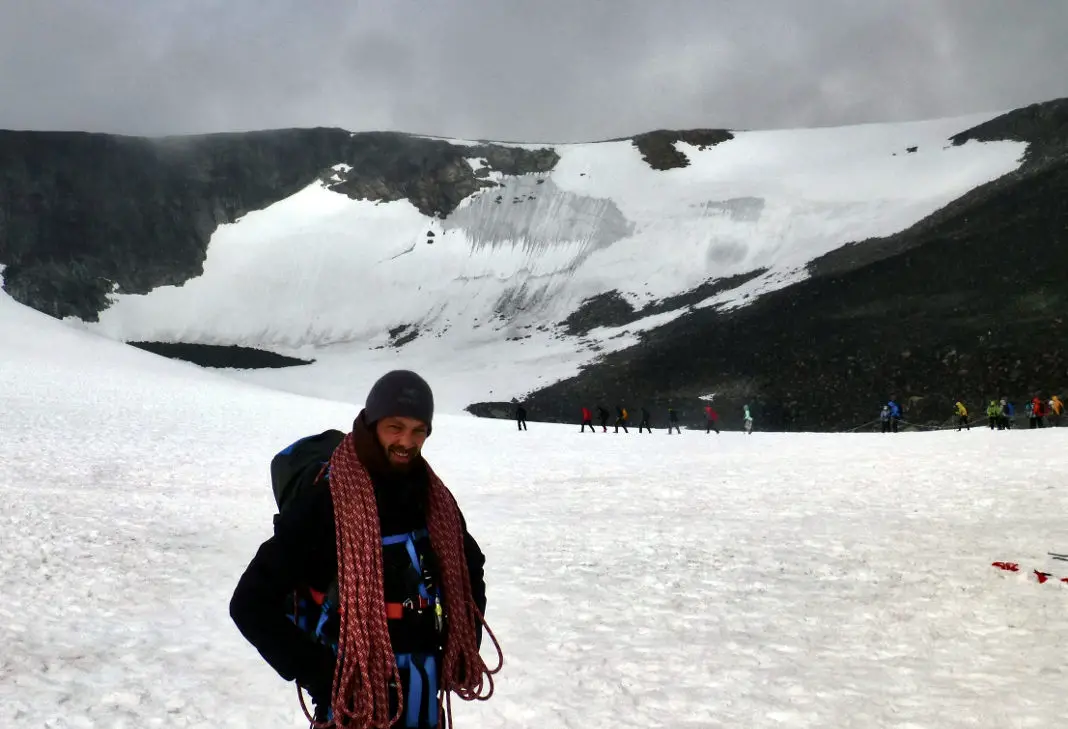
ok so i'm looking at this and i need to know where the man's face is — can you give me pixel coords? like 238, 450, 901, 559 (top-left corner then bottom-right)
374, 416, 429, 470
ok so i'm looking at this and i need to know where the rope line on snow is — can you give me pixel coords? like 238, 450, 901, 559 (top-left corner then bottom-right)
899, 418, 988, 431
843, 417, 990, 432
844, 419, 881, 433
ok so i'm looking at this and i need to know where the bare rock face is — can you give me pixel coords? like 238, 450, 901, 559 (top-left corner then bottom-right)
631, 129, 734, 170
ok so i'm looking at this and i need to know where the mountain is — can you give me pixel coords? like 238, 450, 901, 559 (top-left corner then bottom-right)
503, 99, 1068, 431
2, 99, 1065, 429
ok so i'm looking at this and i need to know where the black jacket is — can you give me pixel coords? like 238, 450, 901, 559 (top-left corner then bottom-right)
229, 417, 487, 703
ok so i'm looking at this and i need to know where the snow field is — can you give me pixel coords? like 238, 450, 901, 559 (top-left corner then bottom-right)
4, 293, 1068, 727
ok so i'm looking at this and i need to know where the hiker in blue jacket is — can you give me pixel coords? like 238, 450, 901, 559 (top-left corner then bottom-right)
887, 399, 902, 433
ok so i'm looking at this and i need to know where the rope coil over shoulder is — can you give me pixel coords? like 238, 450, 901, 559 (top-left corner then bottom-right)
302, 432, 502, 729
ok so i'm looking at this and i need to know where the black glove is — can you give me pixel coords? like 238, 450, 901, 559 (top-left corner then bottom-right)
302, 645, 337, 709
312, 700, 332, 724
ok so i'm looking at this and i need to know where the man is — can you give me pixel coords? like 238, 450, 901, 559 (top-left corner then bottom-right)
597, 405, 610, 433
614, 405, 629, 433
580, 406, 594, 433
667, 407, 681, 434
954, 400, 969, 431
1051, 395, 1064, 427
887, 398, 902, 433
1030, 395, 1046, 429
230, 370, 495, 728
516, 402, 528, 431
637, 407, 652, 433
987, 400, 1001, 430
743, 404, 754, 434
703, 405, 720, 434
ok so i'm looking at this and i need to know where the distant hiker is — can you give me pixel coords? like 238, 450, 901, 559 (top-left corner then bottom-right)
887, 399, 902, 433
743, 404, 753, 434
597, 405, 610, 432
637, 407, 652, 433
998, 398, 1009, 430
1030, 396, 1046, 429
580, 406, 594, 433
614, 406, 629, 433
516, 403, 528, 431
987, 400, 1001, 429
954, 401, 969, 431
1051, 395, 1064, 427
667, 407, 681, 434
230, 370, 499, 727
703, 405, 720, 434
1004, 400, 1015, 429
880, 405, 891, 433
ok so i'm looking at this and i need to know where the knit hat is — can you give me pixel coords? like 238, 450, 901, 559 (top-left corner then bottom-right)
364, 370, 434, 433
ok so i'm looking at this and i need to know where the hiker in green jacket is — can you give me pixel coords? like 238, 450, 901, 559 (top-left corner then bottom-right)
986, 400, 1001, 430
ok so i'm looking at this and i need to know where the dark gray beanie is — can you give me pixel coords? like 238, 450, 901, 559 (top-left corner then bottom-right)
364, 370, 434, 432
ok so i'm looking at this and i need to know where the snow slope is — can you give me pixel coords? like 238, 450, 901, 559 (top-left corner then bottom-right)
5, 281, 1068, 728
73, 114, 1026, 409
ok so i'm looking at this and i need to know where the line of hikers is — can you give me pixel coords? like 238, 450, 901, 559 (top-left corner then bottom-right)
574, 404, 754, 434
973, 395, 1063, 430
880, 395, 1065, 432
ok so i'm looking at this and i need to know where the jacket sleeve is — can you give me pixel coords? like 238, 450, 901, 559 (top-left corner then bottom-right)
229, 485, 336, 701
461, 525, 487, 648
463, 530, 487, 615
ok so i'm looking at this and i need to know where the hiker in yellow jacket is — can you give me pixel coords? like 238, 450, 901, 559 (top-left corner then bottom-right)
1051, 395, 1064, 426
955, 401, 970, 431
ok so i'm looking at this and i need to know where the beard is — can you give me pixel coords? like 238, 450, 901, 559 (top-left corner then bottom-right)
386, 445, 419, 471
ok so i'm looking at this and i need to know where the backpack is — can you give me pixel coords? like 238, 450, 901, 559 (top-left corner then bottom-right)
270, 431, 444, 728
270, 429, 345, 519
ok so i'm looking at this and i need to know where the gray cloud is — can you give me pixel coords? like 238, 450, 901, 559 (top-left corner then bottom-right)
1, 0, 1065, 140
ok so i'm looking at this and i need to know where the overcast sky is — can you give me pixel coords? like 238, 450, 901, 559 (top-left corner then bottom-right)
1, 0, 1065, 141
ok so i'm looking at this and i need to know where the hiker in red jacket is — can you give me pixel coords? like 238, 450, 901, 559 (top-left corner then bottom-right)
580, 406, 594, 432
704, 405, 720, 434
1030, 396, 1046, 429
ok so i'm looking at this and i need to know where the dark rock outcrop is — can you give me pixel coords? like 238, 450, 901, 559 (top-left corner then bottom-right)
560, 291, 636, 336
127, 341, 313, 368
325, 133, 558, 219
558, 270, 768, 337
949, 97, 1068, 168
810, 98, 1068, 280
631, 129, 734, 170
